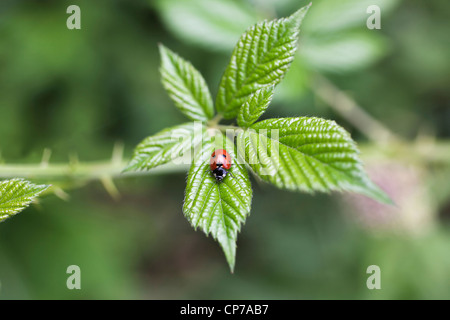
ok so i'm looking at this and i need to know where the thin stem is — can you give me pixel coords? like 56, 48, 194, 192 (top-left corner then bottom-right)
0, 159, 189, 182
214, 124, 241, 132
0, 141, 449, 190
313, 73, 401, 146
207, 114, 224, 127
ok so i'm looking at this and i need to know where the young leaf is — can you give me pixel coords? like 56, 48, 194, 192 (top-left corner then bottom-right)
0, 179, 50, 222
159, 44, 214, 121
183, 140, 252, 272
215, 4, 311, 119
125, 122, 206, 172
237, 117, 392, 204
237, 85, 274, 128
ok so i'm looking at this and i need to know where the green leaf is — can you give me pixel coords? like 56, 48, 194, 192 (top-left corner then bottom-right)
183, 139, 252, 272
154, 0, 258, 52
125, 122, 206, 172
302, 0, 400, 34
215, 4, 311, 119
237, 117, 392, 204
301, 31, 387, 73
159, 44, 214, 121
237, 85, 274, 128
0, 179, 50, 222
297, 0, 400, 74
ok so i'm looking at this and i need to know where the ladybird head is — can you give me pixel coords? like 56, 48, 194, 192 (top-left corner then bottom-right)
212, 166, 228, 182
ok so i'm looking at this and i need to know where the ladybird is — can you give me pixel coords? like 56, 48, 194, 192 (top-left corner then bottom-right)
210, 149, 232, 182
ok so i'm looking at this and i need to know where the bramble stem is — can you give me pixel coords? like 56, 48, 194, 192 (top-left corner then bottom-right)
207, 114, 224, 127
214, 124, 241, 132
313, 74, 401, 146
1, 138, 448, 183
0, 159, 188, 182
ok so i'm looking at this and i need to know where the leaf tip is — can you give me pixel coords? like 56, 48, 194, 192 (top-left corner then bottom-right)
225, 250, 236, 274
158, 43, 173, 65
362, 181, 395, 206
292, 2, 312, 19
157, 42, 166, 51
219, 237, 237, 274
0, 179, 51, 223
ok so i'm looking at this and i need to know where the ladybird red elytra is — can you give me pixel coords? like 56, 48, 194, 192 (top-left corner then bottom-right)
210, 149, 232, 182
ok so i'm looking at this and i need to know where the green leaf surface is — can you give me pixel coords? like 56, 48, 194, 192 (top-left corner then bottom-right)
297, 0, 400, 74
154, 0, 258, 51
237, 117, 392, 204
125, 122, 206, 172
237, 85, 274, 128
183, 140, 252, 272
215, 4, 310, 119
159, 44, 214, 121
302, 0, 400, 34
0, 179, 49, 222
301, 31, 387, 73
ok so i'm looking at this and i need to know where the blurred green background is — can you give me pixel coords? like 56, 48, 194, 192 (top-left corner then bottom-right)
1, 0, 449, 299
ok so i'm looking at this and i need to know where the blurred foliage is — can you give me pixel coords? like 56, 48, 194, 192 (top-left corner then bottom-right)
0, 0, 449, 299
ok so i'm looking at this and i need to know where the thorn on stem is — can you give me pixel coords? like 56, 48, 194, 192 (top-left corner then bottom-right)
53, 187, 71, 201
100, 175, 121, 201
112, 141, 124, 166
40, 148, 52, 168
